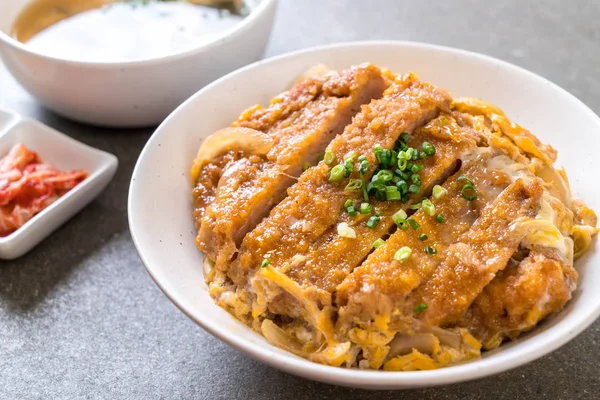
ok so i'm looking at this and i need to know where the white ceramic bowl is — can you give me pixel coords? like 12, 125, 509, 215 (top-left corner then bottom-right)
0, 0, 277, 127
128, 42, 600, 389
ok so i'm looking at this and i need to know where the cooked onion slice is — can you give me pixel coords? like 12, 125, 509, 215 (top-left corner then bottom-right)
412, 321, 463, 349
510, 218, 569, 258
190, 127, 273, 184
386, 333, 440, 361
428, 326, 462, 349
309, 341, 352, 367
261, 319, 304, 354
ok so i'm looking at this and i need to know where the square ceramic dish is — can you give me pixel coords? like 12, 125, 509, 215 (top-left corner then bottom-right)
0, 108, 118, 259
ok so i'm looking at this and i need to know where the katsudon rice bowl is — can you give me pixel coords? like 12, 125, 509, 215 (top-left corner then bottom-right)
129, 42, 600, 389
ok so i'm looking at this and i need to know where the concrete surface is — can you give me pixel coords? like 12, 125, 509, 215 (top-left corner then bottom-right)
1, 0, 599, 398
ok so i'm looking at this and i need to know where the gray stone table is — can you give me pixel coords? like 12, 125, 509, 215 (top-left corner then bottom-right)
1, 0, 599, 398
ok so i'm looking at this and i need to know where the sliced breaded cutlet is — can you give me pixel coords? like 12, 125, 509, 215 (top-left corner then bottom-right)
282, 115, 478, 298
192, 73, 326, 225
196, 64, 388, 268
409, 177, 543, 326
335, 151, 518, 330
230, 74, 453, 319
460, 248, 577, 350
259, 114, 479, 318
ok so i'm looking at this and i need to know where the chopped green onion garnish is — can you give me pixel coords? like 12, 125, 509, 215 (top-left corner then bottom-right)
425, 245, 437, 255
386, 190, 401, 201
344, 151, 357, 162
378, 170, 394, 182
432, 185, 448, 200
410, 174, 421, 186
397, 157, 408, 171
392, 209, 408, 225
410, 164, 424, 173
329, 164, 345, 182
374, 147, 391, 167
373, 238, 385, 249
373, 145, 383, 159
347, 205, 358, 216
324, 151, 335, 165
360, 202, 373, 214
422, 141, 436, 156
394, 246, 412, 262
397, 221, 409, 230
375, 190, 386, 201
302, 161, 311, 171
400, 132, 411, 143
396, 180, 408, 194
343, 160, 354, 177
461, 183, 478, 200
344, 199, 353, 209
419, 151, 427, 159
337, 222, 356, 238
407, 217, 421, 230
436, 214, 445, 223
366, 215, 381, 229
422, 199, 436, 216
419, 233, 428, 241
382, 149, 391, 167
414, 303, 427, 314
360, 172, 369, 202
389, 150, 398, 167
408, 184, 421, 194
366, 182, 376, 195
385, 185, 399, 197
371, 174, 383, 185
375, 211, 381, 217
345, 178, 363, 191
359, 159, 370, 174
358, 155, 367, 162
261, 259, 271, 268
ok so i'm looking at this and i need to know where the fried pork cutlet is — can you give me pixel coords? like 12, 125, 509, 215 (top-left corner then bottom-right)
196, 64, 388, 268
191, 65, 598, 371
230, 74, 452, 290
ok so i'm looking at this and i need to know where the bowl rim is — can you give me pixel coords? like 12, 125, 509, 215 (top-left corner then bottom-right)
129, 40, 600, 389
0, 0, 276, 68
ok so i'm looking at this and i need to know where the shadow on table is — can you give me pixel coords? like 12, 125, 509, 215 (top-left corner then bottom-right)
0, 199, 126, 313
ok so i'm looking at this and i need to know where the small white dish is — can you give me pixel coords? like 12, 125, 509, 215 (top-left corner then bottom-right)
128, 41, 600, 389
0, 0, 277, 127
0, 108, 118, 259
